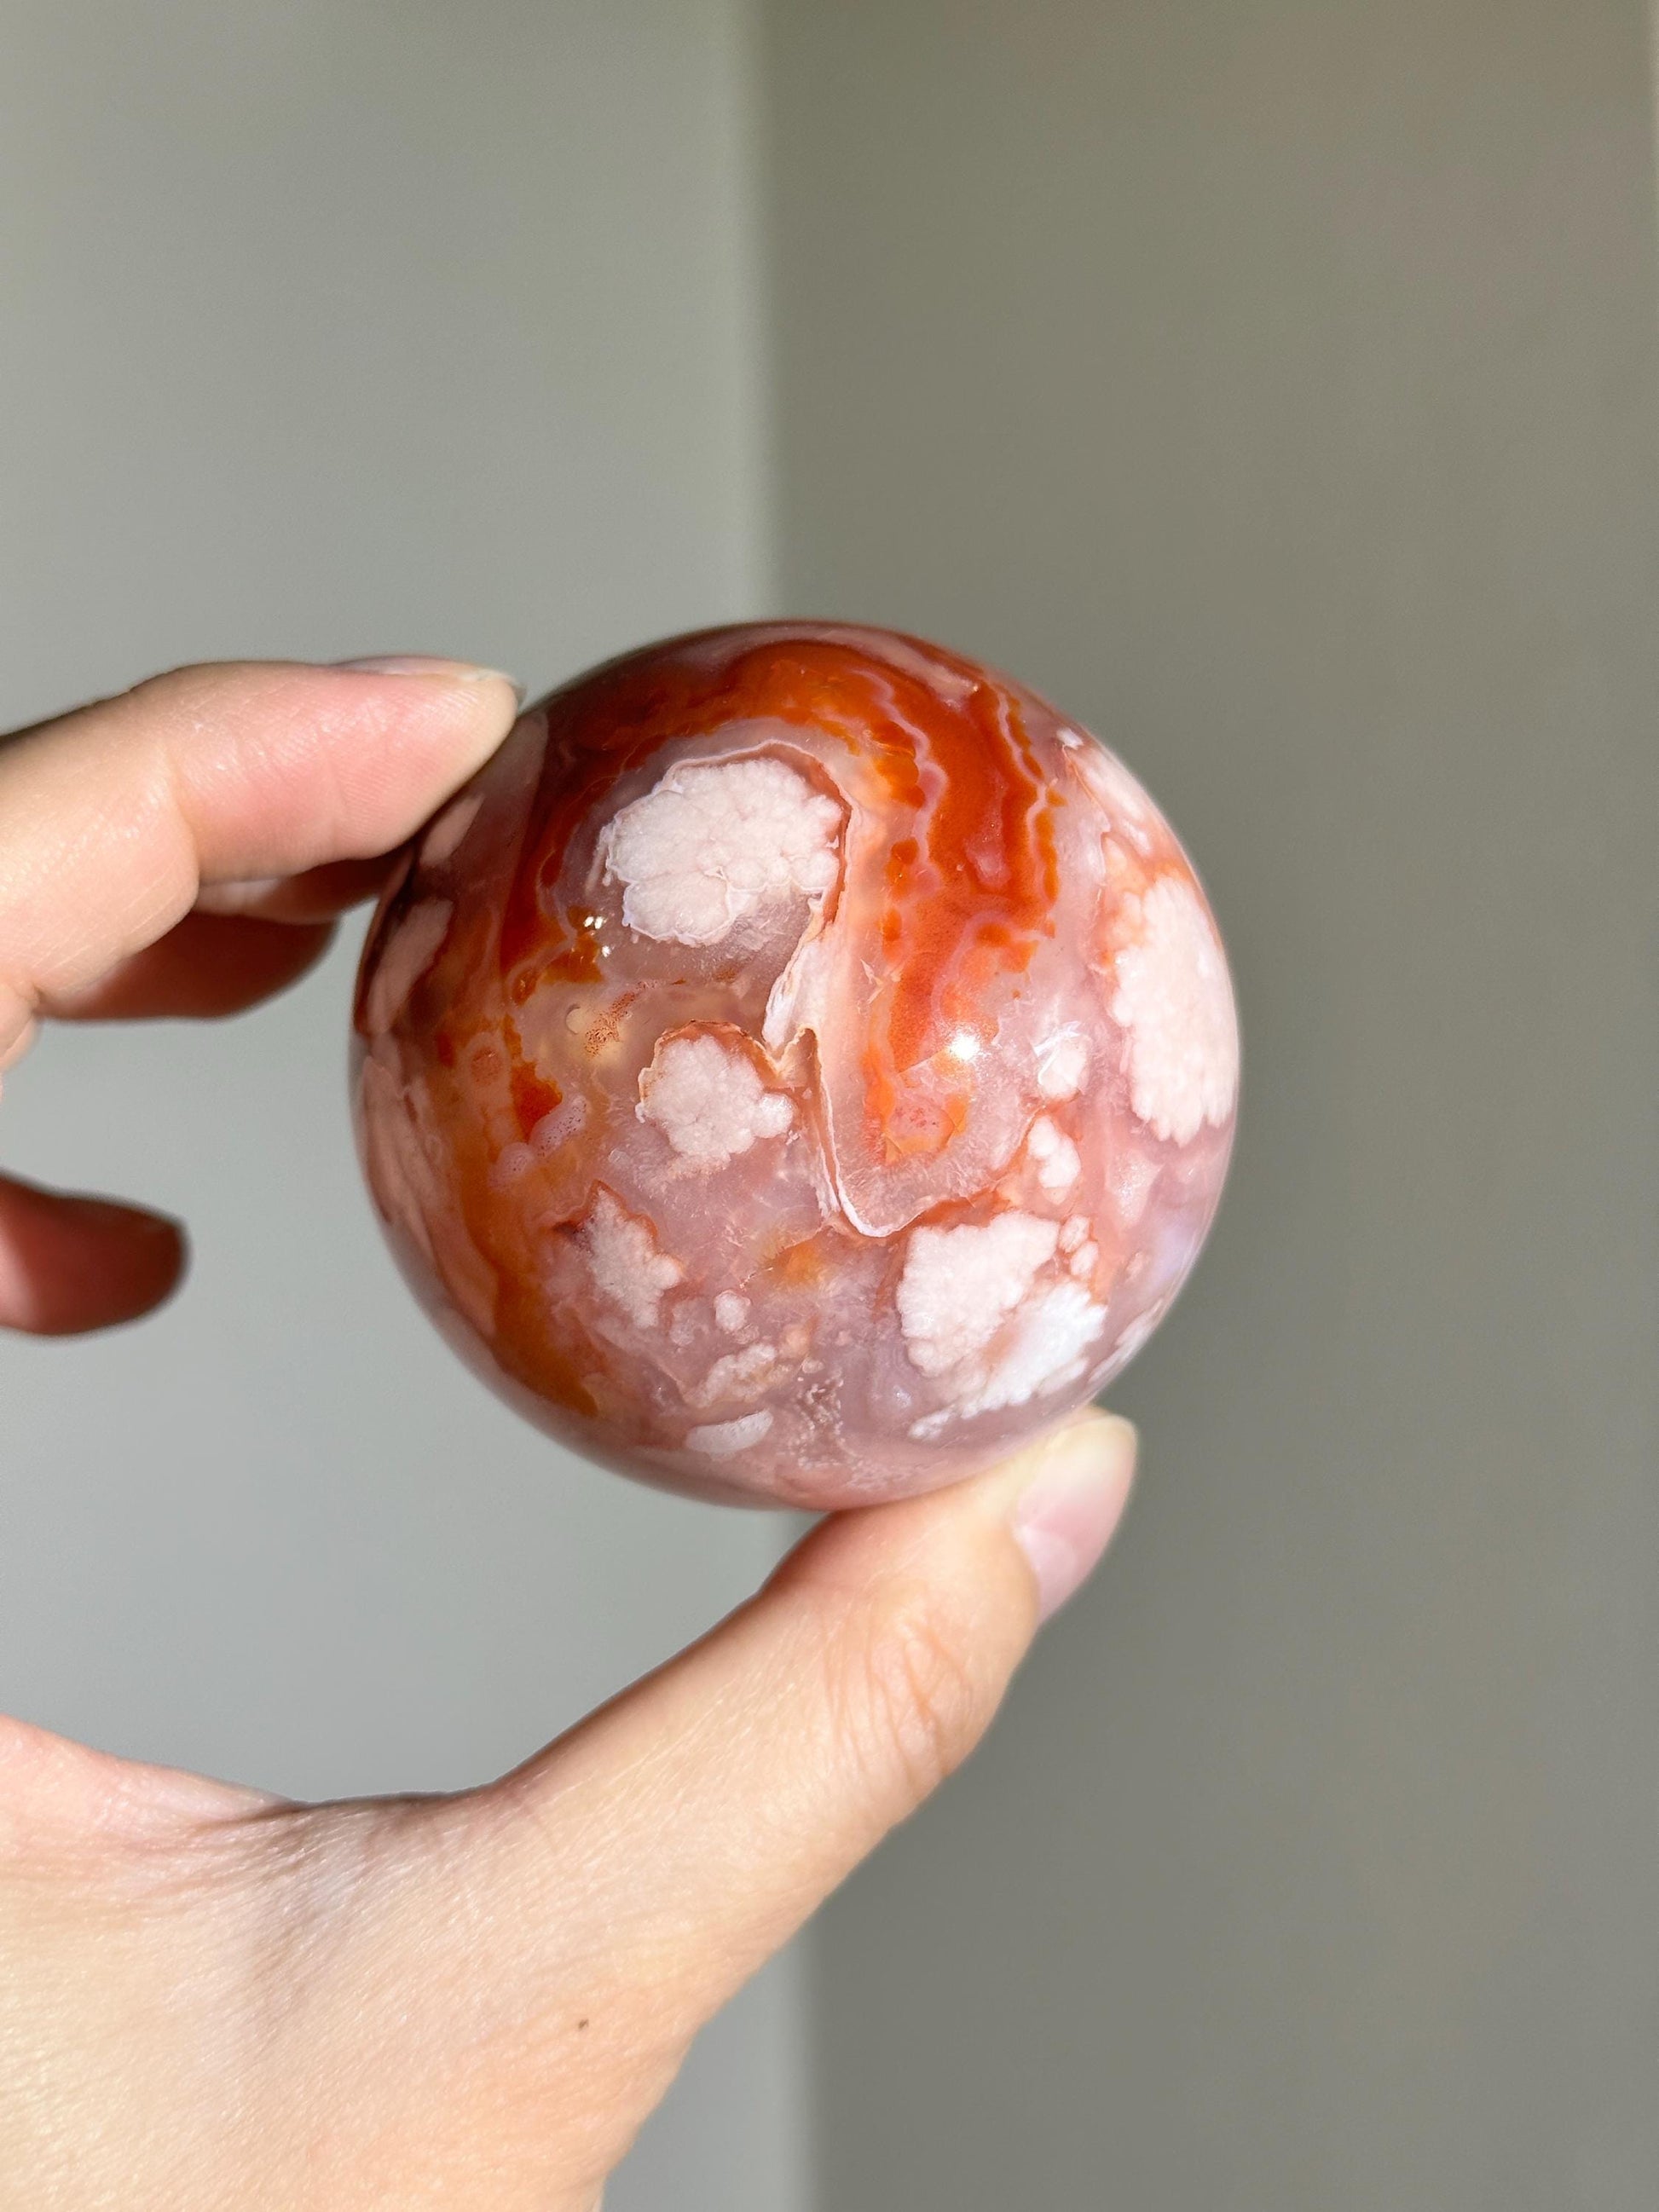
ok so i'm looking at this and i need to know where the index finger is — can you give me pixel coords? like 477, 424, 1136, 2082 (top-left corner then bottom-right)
0, 657, 521, 1064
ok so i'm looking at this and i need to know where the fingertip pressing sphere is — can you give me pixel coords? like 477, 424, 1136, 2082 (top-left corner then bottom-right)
351, 623, 1238, 1508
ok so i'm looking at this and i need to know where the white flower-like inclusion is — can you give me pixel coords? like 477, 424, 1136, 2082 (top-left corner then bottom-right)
898, 1211, 1107, 1426
581, 1188, 683, 1331
957, 1279, 1105, 1418
637, 1032, 793, 1170
898, 1213, 1060, 1377
419, 793, 481, 868
1036, 1028, 1089, 1101
688, 1340, 784, 1410
686, 1410, 774, 1458
601, 756, 841, 948
1026, 1116, 1081, 1197
363, 899, 452, 1037
1109, 875, 1238, 1146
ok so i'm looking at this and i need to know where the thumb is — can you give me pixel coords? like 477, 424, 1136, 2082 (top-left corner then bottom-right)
472, 1411, 1136, 2054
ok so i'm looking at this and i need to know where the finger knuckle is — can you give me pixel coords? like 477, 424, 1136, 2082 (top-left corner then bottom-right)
835, 1582, 993, 1811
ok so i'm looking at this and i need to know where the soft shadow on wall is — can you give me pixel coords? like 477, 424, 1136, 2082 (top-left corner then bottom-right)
762, 2, 1659, 2207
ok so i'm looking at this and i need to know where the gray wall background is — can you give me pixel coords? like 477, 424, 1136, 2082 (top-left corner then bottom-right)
3, 4, 1657, 2209
765, 2, 1659, 2207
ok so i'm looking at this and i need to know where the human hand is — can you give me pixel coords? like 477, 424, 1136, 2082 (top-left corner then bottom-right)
0, 660, 1136, 2209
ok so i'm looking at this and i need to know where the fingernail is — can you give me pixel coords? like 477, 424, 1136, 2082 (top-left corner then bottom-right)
1011, 1414, 1137, 1622
334, 656, 526, 705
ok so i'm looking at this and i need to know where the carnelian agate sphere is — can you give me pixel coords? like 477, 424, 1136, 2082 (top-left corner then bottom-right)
352, 623, 1237, 1508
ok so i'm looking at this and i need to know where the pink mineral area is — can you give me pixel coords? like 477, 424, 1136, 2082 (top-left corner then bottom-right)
351, 622, 1238, 1508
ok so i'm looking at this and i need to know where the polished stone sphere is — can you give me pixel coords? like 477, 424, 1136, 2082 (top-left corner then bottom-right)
352, 622, 1237, 1506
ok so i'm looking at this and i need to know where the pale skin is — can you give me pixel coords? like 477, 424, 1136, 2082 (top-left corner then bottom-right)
0, 659, 1136, 2210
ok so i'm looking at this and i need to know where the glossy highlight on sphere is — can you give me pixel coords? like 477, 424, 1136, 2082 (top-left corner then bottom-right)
352, 623, 1238, 1507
